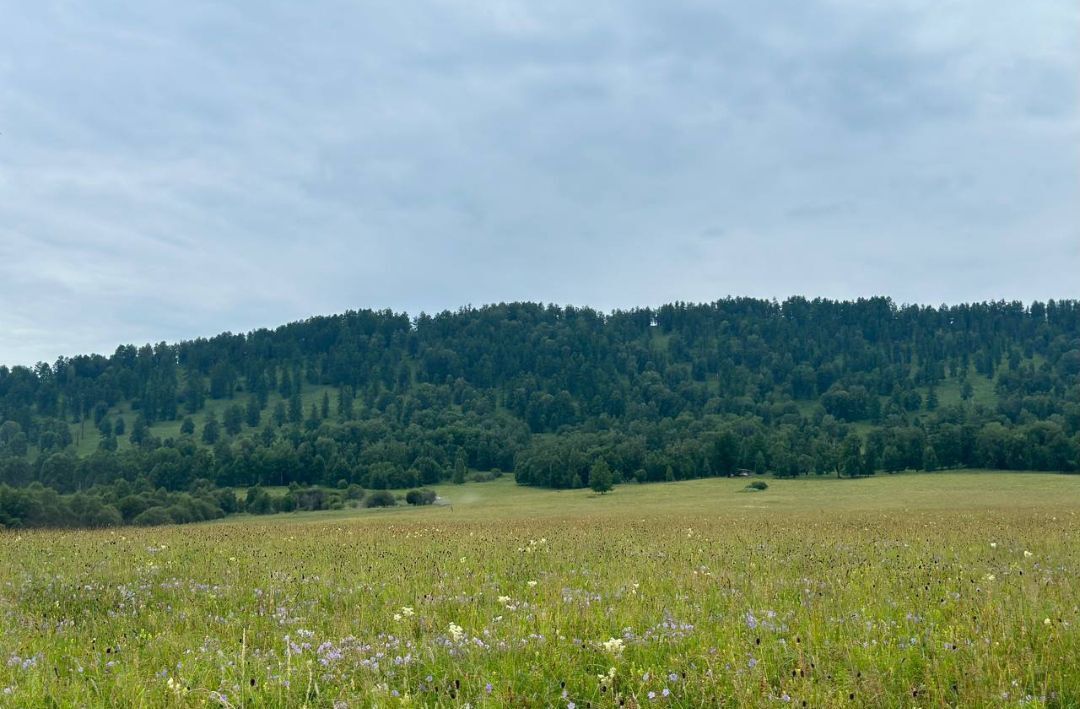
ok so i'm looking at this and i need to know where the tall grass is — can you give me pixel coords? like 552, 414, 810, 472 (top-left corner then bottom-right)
1, 474, 1077, 706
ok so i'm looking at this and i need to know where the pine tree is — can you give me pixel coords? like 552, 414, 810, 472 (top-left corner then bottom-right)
589, 460, 614, 494
840, 434, 862, 478
926, 386, 939, 411
272, 401, 287, 427
288, 390, 303, 424
201, 411, 220, 445
453, 450, 467, 484
337, 386, 355, 421
223, 405, 244, 436
245, 396, 262, 428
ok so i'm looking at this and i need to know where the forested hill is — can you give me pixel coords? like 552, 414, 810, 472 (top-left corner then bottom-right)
2, 298, 1080, 509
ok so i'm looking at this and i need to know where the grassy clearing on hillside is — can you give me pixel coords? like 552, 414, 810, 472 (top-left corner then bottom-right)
61, 360, 1001, 460
1, 473, 1077, 706
67, 384, 341, 456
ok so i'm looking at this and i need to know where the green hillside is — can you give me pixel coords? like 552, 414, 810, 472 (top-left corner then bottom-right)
1, 297, 1078, 528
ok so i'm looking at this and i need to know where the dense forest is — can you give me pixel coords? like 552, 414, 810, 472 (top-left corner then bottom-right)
1, 297, 1079, 527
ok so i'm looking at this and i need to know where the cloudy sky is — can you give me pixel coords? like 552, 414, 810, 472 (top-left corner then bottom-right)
1, 1, 1077, 364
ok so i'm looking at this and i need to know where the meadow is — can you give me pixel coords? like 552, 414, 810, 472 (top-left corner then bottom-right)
1, 473, 1077, 707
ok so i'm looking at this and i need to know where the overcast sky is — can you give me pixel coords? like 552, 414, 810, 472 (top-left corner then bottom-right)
1, 1, 1078, 365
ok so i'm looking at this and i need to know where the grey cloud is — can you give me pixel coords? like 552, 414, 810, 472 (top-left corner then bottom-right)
0, 0, 1077, 364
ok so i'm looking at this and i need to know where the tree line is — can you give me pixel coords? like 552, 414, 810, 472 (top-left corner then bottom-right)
0, 297, 1078, 526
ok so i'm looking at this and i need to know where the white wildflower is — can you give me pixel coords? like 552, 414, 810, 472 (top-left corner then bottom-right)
602, 638, 624, 654
167, 677, 187, 697
448, 622, 465, 642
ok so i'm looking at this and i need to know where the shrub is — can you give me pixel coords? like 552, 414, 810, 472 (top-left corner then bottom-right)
166, 504, 194, 524
365, 490, 397, 508
132, 506, 174, 526
275, 494, 296, 513
746, 480, 769, 491
248, 491, 275, 515
80, 503, 122, 528
117, 494, 150, 522
405, 489, 438, 506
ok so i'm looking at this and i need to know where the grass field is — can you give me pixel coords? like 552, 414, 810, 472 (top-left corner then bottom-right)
1, 472, 1078, 706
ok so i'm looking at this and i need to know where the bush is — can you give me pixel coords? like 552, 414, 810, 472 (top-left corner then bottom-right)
745, 480, 769, 491
248, 491, 275, 515
117, 494, 150, 522
405, 489, 438, 505
80, 503, 122, 528
166, 504, 194, 524
132, 506, 174, 526
364, 490, 397, 508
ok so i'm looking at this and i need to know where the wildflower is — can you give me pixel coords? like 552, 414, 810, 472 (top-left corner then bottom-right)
166, 677, 187, 697
497, 595, 512, 604
400, 606, 415, 617
602, 638, 624, 654
985, 574, 995, 582
393, 613, 403, 622
990, 542, 997, 549
1024, 551, 1033, 558
648, 691, 657, 700
448, 622, 465, 642
1044, 618, 1051, 626
527, 580, 538, 588
486, 683, 493, 694
663, 688, 671, 697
